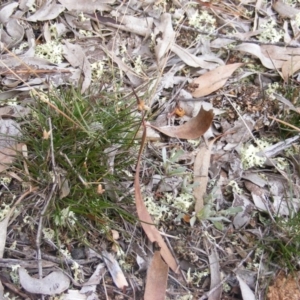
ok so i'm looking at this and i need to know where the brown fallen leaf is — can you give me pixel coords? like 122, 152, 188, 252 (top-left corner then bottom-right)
193, 139, 215, 214
144, 251, 169, 300
191, 63, 243, 98
135, 125, 179, 273
208, 249, 222, 300
26, 1, 65, 22
149, 106, 214, 140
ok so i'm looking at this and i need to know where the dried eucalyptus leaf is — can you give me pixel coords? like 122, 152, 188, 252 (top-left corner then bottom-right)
19, 268, 70, 295
27, 1, 65, 21
0, 2, 18, 24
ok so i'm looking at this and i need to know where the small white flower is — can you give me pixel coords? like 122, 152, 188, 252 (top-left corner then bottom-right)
258, 19, 284, 43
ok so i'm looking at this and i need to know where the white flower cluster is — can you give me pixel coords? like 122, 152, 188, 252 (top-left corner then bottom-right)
258, 20, 284, 43
144, 192, 194, 224
241, 140, 269, 169
35, 41, 63, 64
189, 11, 216, 33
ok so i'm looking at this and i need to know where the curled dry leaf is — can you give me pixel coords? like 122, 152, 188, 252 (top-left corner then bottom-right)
27, 1, 65, 21
0, 2, 18, 24
144, 251, 169, 300
63, 41, 91, 93
194, 139, 214, 214
235, 44, 277, 69
80, 263, 106, 295
171, 44, 224, 70
58, 0, 115, 12
2, 17, 25, 48
191, 63, 243, 98
154, 13, 176, 65
273, 0, 300, 18
19, 267, 70, 295
150, 106, 214, 140
135, 126, 179, 273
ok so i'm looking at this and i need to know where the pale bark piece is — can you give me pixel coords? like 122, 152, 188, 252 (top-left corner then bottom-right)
0, 2, 18, 24
102, 250, 128, 289
150, 106, 214, 140
58, 0, 115, 12
244, 181, 268, 212
232, 193, 255, 229
191, 63, 243, 98
171, 44, 224, 70
154, 13, 176, 65
208, 249, 222, 300
0, 258, 56, 269
0, 281, 3, 299
27, 1, 65, 21
0, 119, 21, 147
135, 127, 179, 273
80, 263, 105, 298
236, 275, 256, 300
144, 251, 169, 300
63, 290, 87, 300
193, 140, 214, 214
19, 268, 70, 295
256, 135, 300, 158
0, 215, 10, 258
63, 41, 91, 93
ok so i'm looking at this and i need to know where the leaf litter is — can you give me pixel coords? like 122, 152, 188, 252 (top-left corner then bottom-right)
1, 0, 300, 299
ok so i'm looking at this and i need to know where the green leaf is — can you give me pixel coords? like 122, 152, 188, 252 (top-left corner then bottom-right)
197, 205, 212, 220
220, 206, 243, 216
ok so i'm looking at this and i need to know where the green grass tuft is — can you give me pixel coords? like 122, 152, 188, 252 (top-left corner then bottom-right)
18, 87, 141, 240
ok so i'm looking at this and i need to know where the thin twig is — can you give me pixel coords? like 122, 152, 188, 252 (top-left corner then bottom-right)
7, 188, 38, 226
36, 118, 58, 287
103, 275, 109, 300
177, 24, 300, 48
60, 151, 87, 185
163, 229, 188, 284
199, 249, 255, 300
